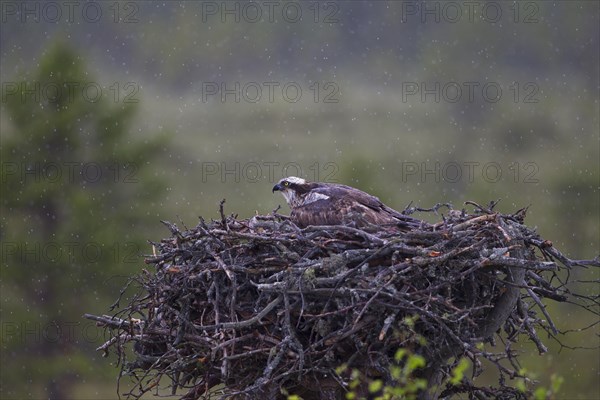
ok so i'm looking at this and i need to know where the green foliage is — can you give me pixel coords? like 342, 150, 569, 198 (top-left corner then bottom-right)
449, 357, 469, 385
334, 348, 427, 400
515, 368, 564, 399
0, 41, 168, 397
550, 374, 564, 394
330, 351, 563, 399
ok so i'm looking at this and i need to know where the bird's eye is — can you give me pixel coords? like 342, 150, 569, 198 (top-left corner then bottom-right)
283, 181, 289, 186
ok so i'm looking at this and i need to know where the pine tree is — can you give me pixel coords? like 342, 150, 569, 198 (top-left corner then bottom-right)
1, 41, 168, 399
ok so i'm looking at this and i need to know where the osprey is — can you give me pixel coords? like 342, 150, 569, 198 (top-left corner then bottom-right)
272, 176, 420, 230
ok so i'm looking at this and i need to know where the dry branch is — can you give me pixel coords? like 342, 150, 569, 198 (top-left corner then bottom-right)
85, 202, 599, 399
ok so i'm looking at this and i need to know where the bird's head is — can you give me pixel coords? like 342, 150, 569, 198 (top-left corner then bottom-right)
272, 176, 308, 207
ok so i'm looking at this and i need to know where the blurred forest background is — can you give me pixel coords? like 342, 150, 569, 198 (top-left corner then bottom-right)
1, 1, 598, 399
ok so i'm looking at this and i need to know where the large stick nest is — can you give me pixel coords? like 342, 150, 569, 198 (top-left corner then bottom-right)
86, 201, 599, 399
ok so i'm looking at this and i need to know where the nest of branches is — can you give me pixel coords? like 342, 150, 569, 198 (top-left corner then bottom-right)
86, 201, 599, 400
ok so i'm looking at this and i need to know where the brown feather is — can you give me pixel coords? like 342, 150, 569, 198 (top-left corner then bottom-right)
286, 182, 420, 230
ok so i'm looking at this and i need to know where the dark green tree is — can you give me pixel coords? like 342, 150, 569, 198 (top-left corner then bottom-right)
1, 42, 168, 399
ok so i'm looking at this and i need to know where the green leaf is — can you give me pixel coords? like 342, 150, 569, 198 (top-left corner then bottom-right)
336, 364, 348, 375
369, 379, 383, 393
550, 374, 564, 394
390, 365, 401, 380
534, 387, 547, 400
405, 354, 426, 372
394, 349, 406, 361
449, 358, 469, 385
516, 379, 527, 393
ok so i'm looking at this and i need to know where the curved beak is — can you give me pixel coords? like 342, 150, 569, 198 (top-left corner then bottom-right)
272, 183, 282, 193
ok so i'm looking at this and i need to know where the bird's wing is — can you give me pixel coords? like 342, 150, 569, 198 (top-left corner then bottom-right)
290, 196, 343, 227
312, 183, 421, 228
312, 183, 384, 209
